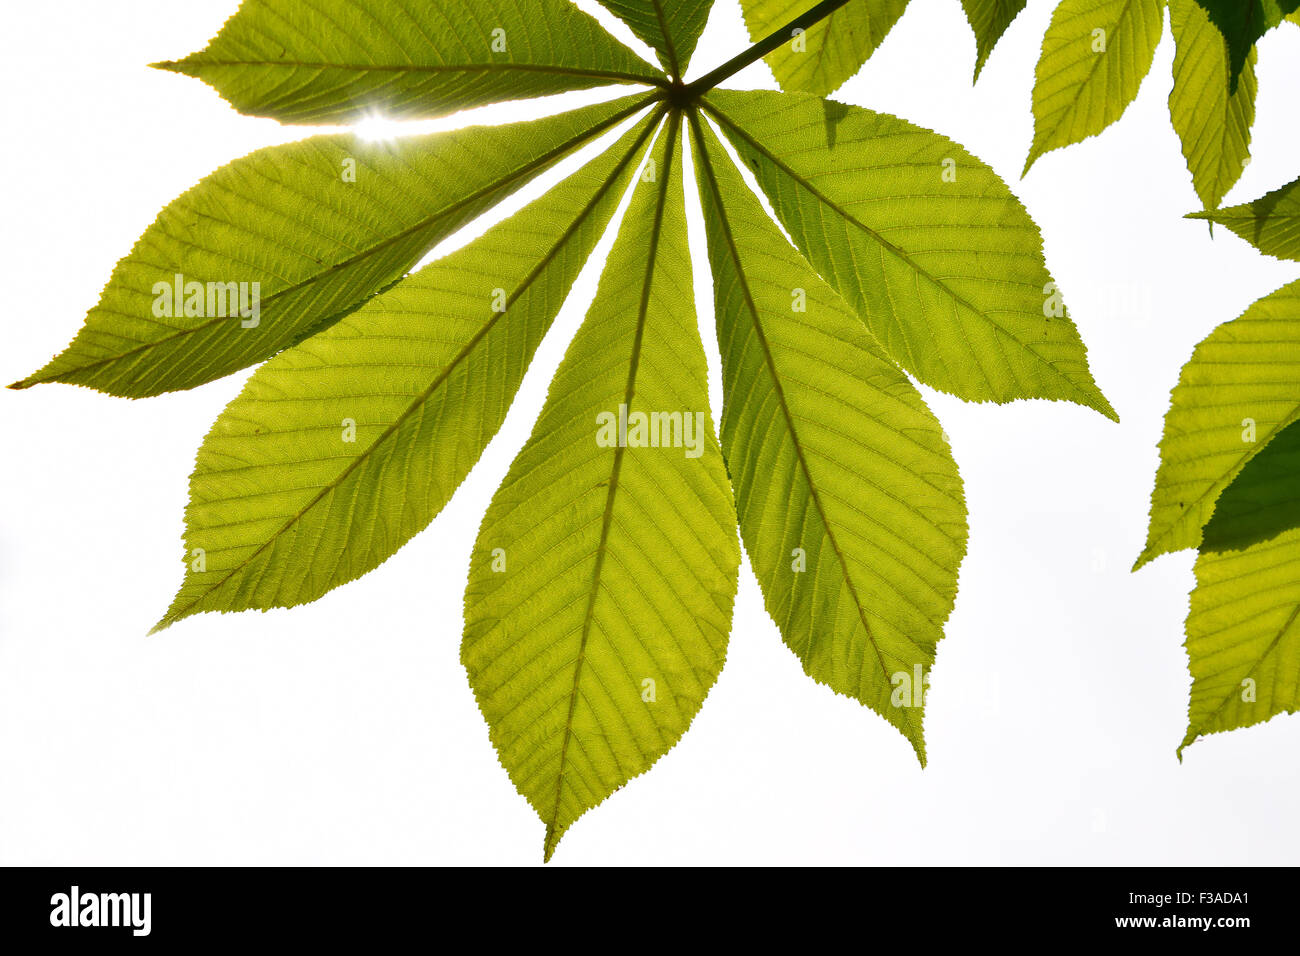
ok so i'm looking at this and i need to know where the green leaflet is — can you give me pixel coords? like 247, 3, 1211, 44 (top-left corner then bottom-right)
153, 112, 658, 632
1188, 175, 1300, 261
1136, 278, 1300, 568
462, 115, 740, 862
595, 0, 714, 78
9, 96, 645, 397
1189, 423, 1300, 743
1190, 1, 1299, 93
1169, 0, 1257, 212
1146, 169, 1300, 751
690, 114, 967, 762
702, 89, 1116, 418
960, 0, 1028, 80
738, 0, 911, 96
1202, 420, 1300, 553
1182, 523, 1300, 755
153, 0, 662, 124
1024, 0, 1166, 175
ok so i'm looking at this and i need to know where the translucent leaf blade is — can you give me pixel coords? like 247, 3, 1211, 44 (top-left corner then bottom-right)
155, 0, 663, 124
960, 0, 1028, 80
1024, 0, 1166, 174
1187, 175, 1300, 261
462, 117, 740, 861
1137, 278, 1300, 568
738, 0, 911, 96
1182, 525, 1300, 755
153, 114, 656, 631
704, 89, 1116, 418
12, 97, 646, 397
1169, 0, 1257, 211
691, 115, 967, 762
1190, 0, 1299, 93
1202, 420, 1300, 554
594, 0, 714, 77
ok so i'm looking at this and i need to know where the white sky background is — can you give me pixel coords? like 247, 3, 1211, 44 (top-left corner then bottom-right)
2, 0, 1299, 865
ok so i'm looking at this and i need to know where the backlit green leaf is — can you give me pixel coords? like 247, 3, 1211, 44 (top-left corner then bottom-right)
153, 112, 657, 632
1024, 0, 1166, 174
153, 0, 662, 124
960, 0, 1028, 80
1190, 1, 1299, 93
691, 114, 967, 762
1181, 522, 1300, 755
10, 96, 646, 397
462, 116, 740, 861
703, 89, 1116, 417
1187, 175, 1300, 261
738, 0, 911, 96
1168, 0, 1257, 212
595, 0, 714, 78
1137, 278, 1300, 568
1202, 420, 1300, 553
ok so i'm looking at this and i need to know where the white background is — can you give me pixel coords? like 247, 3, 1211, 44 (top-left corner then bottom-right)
2, 0, 1299, 866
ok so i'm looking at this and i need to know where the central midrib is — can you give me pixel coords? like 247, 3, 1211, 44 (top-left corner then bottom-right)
167, 59, 667, 86
690, 110, 921, 749
547, 112, 678, 851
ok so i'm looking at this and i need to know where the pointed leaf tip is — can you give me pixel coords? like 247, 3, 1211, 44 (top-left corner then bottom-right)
1025, 0, 1164, 172
691, 113, 963, 761
1184, 175, 1300, 262
738, 0, 909, 96
462, 116, 739, 859
961, 0, 1028, 85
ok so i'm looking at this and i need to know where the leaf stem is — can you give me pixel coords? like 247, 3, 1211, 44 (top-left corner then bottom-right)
684, 0, 857, 95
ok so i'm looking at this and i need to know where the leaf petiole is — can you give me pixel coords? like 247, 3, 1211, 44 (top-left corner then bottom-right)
683, 0, 857, 96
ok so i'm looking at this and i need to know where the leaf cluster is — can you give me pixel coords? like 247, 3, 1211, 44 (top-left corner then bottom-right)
1138, 175, 1300, 755
1024, 0, 1299, 212
8, 0, 1147, 857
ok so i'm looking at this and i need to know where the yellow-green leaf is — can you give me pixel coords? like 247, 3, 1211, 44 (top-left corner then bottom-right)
1189, 1, 1298, 93
703, 89, 1116, 417
738, 0, 911, 96
1024, 0, 1166, 174
1187, 175, 1300, 261
11, 97, 645, 397
961, 0, 1028, 80
1169, 0, 1257, 212
462, 116, 740, 861
1182, 522, 1300, 755
1137, 278, 1300, 568
691, 113, 966, 762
